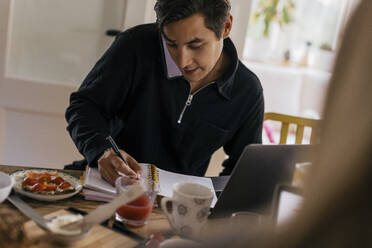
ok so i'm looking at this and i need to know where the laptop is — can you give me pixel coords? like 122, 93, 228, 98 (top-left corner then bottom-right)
272, 184, 303, 226
209, 144, 313, 218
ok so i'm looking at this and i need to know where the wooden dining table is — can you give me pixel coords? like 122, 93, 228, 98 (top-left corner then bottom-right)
0, 164, 174, 247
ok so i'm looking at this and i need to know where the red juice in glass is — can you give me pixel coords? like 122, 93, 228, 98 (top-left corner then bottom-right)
116, 194, 153, 227
115, 176, 158, 227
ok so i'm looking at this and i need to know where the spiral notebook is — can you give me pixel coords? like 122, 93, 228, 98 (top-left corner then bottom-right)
83, 163, 217, 207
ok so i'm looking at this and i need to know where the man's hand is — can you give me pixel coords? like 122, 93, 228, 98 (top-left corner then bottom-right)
97, 148, 143, 186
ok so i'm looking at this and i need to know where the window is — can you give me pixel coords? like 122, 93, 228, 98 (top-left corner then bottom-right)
243, 0, 350, 69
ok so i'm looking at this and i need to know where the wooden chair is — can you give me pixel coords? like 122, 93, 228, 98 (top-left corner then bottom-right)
264, 112, 321, 144
206, 112, 321, 176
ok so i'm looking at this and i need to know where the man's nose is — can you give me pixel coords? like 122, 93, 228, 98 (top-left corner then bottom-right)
177, 48, 192, 69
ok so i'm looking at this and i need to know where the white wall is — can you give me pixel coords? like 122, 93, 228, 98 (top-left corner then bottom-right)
245, 61, 331, 117
0, 108, 6, 163
123, 0, 157, 29
300, 69, 330, 117
229, 0, 253, 58
1, 109, 82, 168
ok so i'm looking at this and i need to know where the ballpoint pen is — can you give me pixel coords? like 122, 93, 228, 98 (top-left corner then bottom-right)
106, 135, 140, 179
106, 136, 129, 166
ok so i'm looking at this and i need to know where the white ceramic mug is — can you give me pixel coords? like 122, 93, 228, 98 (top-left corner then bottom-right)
161, 182, 213, 238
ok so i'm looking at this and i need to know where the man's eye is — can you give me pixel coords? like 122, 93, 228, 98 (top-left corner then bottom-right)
189, 45, 202, 50
167, 43, 177, 48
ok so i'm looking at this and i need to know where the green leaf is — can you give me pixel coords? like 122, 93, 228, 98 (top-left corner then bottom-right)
263, 17, 270, 37
283, 7, 291, 23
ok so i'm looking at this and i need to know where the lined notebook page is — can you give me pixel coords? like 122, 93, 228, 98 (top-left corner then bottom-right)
84, 167, 117, 195
84, 164, 152, 195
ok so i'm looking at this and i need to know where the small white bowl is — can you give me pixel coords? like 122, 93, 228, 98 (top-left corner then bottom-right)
0, 172, 14, 203
49, 228, 91, 244
46, 214, 91, 244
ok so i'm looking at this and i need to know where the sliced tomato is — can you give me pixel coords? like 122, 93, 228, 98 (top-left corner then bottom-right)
25, 171, 58, 180
39, 171, 58, 177
51, 176, 64, 185
25, 171, 39, 179
38, 175, 51, 184
31, 183, 47, 192
59, 181, 71, 190
45, 183, 57, 192
23, 177, 38, 186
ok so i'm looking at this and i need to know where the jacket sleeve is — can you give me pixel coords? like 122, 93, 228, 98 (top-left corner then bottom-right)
65, 32, 137, 166
220, 90, 264, 175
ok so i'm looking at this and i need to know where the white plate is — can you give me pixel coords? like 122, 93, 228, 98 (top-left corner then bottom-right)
10, 169, 83, 201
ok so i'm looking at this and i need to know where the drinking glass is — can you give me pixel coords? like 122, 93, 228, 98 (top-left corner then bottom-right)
115, 176, 158, 227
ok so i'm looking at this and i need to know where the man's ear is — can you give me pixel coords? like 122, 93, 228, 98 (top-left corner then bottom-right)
222, 14, 233, 39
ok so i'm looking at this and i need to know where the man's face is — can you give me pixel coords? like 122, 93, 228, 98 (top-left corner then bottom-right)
163, 13, 224, 84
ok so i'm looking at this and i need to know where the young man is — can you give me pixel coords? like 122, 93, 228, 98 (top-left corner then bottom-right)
65, 0, 264, 185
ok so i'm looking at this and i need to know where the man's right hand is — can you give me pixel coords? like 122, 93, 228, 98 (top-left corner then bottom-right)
97, 148, 143, 186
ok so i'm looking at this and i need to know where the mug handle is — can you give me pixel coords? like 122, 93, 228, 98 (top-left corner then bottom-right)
161, 197, 176, 229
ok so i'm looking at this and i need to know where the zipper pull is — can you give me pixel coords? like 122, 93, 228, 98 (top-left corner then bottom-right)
177, 94, 193, 124
186, 95, 193, 106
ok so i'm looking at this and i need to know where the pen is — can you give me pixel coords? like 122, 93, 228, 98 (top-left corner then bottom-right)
106, 135, 130, 167
106, 135, 140, 179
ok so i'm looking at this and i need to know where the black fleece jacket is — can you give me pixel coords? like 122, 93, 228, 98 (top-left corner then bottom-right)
65, 23, 264, 176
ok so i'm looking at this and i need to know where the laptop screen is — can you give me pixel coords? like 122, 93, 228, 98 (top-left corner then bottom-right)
210, 144, 313, 219
276, 187, 303, 225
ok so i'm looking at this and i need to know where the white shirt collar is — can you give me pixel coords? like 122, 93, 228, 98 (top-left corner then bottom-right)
161, 35, 182, 78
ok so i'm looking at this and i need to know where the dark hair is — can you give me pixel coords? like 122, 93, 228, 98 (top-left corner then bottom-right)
154, 0, 231, 38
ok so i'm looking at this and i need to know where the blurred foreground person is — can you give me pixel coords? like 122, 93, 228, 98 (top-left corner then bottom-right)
203, 0, 372, 247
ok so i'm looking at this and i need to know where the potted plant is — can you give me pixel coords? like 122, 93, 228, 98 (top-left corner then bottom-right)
244, 0, 296, 62
251, 0, 296, 37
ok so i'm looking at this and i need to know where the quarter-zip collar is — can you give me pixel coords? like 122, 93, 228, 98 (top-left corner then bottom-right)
214, 38, 239, 101
159, 30, 238, 101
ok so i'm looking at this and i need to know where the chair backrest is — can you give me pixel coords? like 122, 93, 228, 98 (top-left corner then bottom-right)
264, 112, 321, 144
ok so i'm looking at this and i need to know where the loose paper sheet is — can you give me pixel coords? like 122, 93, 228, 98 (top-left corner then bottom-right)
158, 168, 217, 207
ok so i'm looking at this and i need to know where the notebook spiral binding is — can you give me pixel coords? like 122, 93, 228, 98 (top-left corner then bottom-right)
147, 164, 159, 191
